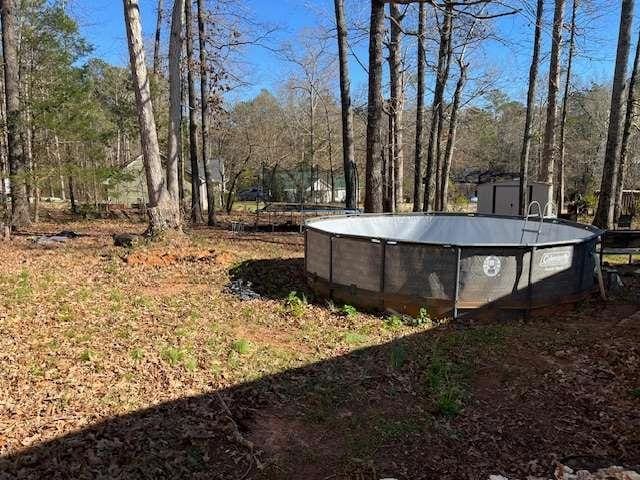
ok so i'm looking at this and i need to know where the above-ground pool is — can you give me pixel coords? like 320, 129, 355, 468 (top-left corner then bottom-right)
304, 213, 603, 318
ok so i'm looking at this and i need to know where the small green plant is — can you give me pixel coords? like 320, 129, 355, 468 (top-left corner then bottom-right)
161, 346, 185, 366
384, 314, 404, 330
130, 348, 145, 361
80, 349, 97, 363
405, 307, 433, 327
285, 291, 307, 317
231, 339, 251, 355
389, 343, 407, 369
630, 387, 640, 399
340, 304, 358, 318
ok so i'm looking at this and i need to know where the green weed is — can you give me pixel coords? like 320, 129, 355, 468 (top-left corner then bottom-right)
389, 343, 407, 369
285, 291, 307, 317
14, 270, 32, 301
231, 339, 251, 355
80, 349, 97, 363
130, 348, 145, 361
340, 304, 358, 318
161, 346, 186, 366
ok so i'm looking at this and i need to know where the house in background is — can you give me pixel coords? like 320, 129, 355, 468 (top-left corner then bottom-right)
104, 156, 224, 211
272, 169, 346, 204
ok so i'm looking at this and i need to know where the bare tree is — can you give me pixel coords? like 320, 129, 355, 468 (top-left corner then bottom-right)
167, 0, 184, 202
423, 2, 453, 212
153, 0, 163, 76
556, 0, 578, 213
123, 0, 180, 234
594, 0, 635, 229
440, 58, 468, 211
518, 0, 543, 215
197, 0, 216, 226
614, 28, 640, 223
389, 2, 405, 211
184, 0, 203, 223
539, 0, 565, 197
364, 0, 385, 213
334, 0, 357, 209
413, 2, 426, 212
1, 0, 30, 228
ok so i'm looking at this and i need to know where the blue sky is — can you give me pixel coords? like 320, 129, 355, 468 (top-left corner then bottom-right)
72, 0, 625, 104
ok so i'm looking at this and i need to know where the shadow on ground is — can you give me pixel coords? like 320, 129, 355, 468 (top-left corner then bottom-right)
1, 304, 639, 480
229, 258, 310, 300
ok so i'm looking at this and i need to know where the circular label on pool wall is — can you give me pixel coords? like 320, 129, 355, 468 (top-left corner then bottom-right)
483, 256, 501, 277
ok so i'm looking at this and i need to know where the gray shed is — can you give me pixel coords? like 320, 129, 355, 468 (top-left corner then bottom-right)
477, 180, 552, 216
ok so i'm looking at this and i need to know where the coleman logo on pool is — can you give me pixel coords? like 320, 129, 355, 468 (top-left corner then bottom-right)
483, 256, 501, 277
539, 249, 572, 271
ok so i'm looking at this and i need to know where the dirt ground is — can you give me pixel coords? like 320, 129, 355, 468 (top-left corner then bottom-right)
0, 211, 638, 479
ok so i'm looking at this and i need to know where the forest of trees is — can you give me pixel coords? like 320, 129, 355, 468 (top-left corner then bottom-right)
0, 0, 638, 234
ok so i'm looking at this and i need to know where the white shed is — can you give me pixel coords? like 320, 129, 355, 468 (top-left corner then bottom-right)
477, 180, 553, 216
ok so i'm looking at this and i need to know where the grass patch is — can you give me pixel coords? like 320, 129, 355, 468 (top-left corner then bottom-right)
343, 331, 368, 345
231, 339, 251, 355
161, 346, 186, 367
374, 418, 423, 442
130, 348, 144, 361
423, 326, 508, 417
13, 270, 32, 302
80, 349, 97, 363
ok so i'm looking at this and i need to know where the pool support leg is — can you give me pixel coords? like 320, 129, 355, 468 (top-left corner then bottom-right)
453, 247, 461, 319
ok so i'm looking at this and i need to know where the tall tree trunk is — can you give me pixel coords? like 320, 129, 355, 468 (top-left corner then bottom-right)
539, 0, 565, 197
383, 104, 394, 211
413, 2, 426, 212
594, 0, 635, 229
197, 0, 216, 226
153, 0, 163, 76
614, 28, 640, 223
389, 2, 404, 211
123, 0, 180, 235
434, 14, 453, 212
1, 0, 30, 228
556, 0, 578, 213
167, 0, 184, 202
519, 0, 543, 215
441, 60, 467, 212
53, 135, 66, 201
0, 72, 8, 222
364, 0, 385, 213
185, 0, 203, 223
423, 2, 452, 212
68, 175, 77, 214
334, 0, 357, 210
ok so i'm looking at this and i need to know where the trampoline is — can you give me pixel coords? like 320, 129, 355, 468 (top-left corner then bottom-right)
304, 212, 603, 318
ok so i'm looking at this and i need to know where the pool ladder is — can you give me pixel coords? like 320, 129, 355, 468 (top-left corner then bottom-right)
520, 201, 557, 243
